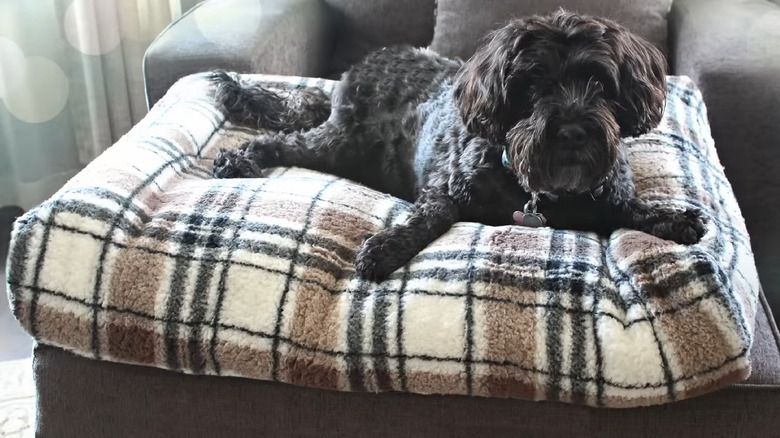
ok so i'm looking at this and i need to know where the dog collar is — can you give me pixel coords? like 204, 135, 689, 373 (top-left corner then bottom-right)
591, 184, 605, 198
505, 147, 608, 228
502, 147, 606, 202
543, 184, 605, 202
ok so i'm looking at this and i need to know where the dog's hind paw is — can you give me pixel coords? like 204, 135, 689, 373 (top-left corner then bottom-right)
649, 208, 706, 245
207, 70, 243, 108
208, 70, 288, 130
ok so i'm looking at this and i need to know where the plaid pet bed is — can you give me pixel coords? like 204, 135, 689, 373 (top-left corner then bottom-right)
6, 73, 760, 408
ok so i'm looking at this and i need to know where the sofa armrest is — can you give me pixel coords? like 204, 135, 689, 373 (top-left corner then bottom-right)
670, 0, 780, 313
143, 0, 333, 108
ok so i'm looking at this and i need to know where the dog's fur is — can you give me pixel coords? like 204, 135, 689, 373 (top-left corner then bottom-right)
210, 11, 705, 281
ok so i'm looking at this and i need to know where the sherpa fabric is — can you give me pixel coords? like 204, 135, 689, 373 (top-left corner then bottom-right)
5, 73, 760, 408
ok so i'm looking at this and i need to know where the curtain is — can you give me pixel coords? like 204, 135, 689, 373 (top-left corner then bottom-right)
0, 0, 185, 210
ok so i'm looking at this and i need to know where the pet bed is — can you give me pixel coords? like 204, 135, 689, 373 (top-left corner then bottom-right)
5, 73, 760, 408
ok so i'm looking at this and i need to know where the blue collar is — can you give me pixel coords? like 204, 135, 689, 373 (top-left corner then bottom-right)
502, 148, 512, 169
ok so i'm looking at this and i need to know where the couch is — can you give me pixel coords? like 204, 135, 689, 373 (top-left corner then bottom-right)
30, 0, 780, 436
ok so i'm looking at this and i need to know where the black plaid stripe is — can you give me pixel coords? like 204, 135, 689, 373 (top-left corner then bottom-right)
464, 224, 485, 395
369, 203, 411, 391
370, 282, 395, 391
395, 264, 412, 392
349, 202, 407, 391
543, 230, 570, 402
568, 235, 594, 404
209, 171, 290, 374
591, 239, 609, 406
347, 280, 372, 391
163, 186, 243, 371
270, 178, 340, 381
185, 194, 245, 373
164, 187, 219, 369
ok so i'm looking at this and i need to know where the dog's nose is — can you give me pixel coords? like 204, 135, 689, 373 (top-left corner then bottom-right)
555, 124, 587, 145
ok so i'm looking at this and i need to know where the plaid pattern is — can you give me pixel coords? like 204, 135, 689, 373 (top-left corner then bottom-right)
5, 73, 760, 408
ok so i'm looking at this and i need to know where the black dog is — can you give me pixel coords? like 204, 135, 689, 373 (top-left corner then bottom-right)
210, 11, 705, 281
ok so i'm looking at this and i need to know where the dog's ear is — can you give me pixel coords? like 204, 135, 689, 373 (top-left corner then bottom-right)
611, 31, 667, 138
454, 21, 529, 142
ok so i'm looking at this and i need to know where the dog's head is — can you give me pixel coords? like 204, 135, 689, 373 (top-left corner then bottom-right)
454, 10, 666, 193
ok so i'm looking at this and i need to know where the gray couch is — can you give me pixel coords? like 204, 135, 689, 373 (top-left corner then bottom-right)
33, 0, 780, 436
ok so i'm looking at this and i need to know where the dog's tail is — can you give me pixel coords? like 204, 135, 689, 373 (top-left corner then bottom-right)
207, 70, 331, 133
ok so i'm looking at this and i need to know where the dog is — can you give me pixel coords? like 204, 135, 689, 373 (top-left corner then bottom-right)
209, 10, 705, 282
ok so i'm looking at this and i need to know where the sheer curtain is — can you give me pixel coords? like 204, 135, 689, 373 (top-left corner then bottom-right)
0, 0, 186, 210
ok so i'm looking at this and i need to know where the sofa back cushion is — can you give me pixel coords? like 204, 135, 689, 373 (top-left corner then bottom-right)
325, 0, 437, 75
430, 0, 672, 60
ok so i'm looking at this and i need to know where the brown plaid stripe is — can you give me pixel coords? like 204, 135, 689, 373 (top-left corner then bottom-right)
5, 73, 760, 408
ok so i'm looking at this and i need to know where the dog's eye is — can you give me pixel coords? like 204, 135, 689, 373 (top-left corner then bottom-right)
526, 66, 545, 78
570, 62, 614, 89
592, 74, 619, 96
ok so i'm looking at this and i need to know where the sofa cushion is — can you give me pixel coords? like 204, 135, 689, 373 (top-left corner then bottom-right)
6, 72, 760, 409
325, 0, 437, 75
430, 0, 672, 60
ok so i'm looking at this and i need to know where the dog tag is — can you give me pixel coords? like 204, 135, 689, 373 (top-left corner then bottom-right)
513, 211, 547, 228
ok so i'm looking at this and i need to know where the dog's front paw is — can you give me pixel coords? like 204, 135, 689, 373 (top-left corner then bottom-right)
649, 208, 706, 244
355, 229, 407, 282
213, 136, 283, 179
213, 146, 262, 179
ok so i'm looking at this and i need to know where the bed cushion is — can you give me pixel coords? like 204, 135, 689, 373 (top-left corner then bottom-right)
429, 0, 672, 61
5, 72, 760, 408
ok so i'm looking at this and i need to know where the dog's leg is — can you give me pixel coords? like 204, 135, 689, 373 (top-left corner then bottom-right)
213, 122, 353, 178
355, 188, 459, 281
209, 71, 331, 132
612, 199, 705, 244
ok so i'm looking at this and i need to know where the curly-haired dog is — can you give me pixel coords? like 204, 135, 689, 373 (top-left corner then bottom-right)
210, 10, 705, 281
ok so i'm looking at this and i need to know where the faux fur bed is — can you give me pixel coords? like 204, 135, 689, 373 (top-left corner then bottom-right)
5, 73, 760, 408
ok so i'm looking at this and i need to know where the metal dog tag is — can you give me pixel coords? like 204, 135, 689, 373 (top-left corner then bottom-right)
513, 211, 547, 228
512, 192, 547, 227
